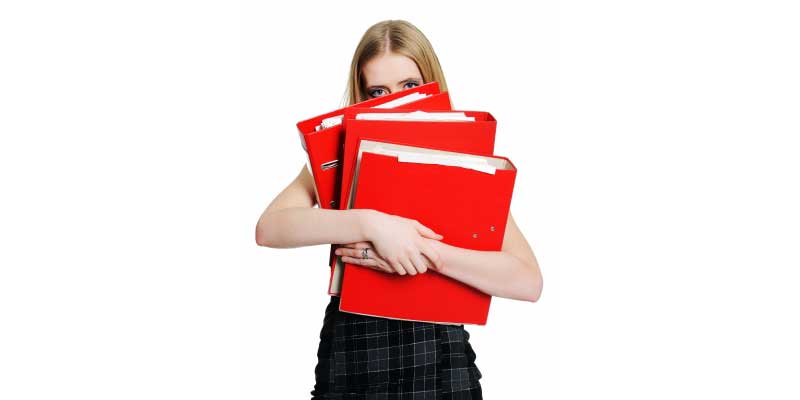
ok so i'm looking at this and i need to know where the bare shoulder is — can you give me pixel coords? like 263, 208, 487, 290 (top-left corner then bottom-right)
264, 163, 318, 213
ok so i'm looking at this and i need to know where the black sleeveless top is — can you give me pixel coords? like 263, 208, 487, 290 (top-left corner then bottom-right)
310, 294, 483, 399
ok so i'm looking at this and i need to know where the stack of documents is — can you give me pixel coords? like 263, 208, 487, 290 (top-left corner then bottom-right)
296, 81, 451, 210
294, 81, 517, 325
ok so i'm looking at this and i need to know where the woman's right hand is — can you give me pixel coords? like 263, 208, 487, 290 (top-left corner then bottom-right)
359, 209, 444, 276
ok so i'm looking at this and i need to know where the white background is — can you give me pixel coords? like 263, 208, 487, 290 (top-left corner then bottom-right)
1, 0, 798, 399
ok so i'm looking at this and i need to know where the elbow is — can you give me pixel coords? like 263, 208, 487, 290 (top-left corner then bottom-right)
527, 279, 543, 302
255, 210, 294, 249
525, 266, 543, 303
255, 218, 274, 248
255, 224, 267, 247
256, 228, 279, 248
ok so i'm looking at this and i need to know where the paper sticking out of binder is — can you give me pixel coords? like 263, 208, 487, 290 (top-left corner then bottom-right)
368, 144, 498, 174
316, 115, 344, 131
313, 92, 436, 131
354, 110, 476, 122
371, 92, 431, 109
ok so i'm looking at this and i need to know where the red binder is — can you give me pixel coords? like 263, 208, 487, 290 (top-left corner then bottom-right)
295, 82, 452, 282
338, 140, 517, 325
295, 82, 451, 210
326, 110, 499, 295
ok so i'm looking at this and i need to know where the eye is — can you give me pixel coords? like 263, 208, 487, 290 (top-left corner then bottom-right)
403, 81, 420, 90
369, 88, 388, 98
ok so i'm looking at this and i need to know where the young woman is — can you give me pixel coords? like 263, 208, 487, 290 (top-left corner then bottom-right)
255, 19, 543, 399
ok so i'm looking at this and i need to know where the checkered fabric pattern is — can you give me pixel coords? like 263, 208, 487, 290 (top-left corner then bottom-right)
311, 295, 483, 399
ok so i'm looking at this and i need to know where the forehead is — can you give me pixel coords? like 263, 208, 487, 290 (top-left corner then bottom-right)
362, 52, 422, 87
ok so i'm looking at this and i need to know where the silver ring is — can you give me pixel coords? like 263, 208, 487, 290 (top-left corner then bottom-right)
361, 247, 370, 260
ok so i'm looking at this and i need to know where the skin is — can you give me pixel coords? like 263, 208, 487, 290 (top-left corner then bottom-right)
256, 50, 543, 302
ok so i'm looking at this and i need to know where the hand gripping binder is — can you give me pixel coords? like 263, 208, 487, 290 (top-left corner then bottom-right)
327, 109, 498, 295
338, 140, 517, 325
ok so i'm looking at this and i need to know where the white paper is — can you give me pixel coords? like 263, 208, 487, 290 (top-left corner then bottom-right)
371, 92, 430, 109
314, 92, 432, 131
355, 110, 475, 122
367, 145, 496, 174
396, 152, 496, 174
319, 115, 343, 129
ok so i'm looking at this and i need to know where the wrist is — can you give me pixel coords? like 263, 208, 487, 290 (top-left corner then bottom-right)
354, 208, 377, 241
429, 238, 451, 274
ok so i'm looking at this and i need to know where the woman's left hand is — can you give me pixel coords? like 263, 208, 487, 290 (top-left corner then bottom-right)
336, 240, 441, 274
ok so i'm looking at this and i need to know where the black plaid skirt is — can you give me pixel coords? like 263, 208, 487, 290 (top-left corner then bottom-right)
310, 295, 483, 399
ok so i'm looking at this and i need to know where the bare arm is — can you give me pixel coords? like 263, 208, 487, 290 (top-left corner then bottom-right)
255, 164, 373, 248
428, 211, 543, 302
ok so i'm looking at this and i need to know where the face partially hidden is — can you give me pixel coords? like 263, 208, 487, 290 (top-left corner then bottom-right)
361, 52, 424, 100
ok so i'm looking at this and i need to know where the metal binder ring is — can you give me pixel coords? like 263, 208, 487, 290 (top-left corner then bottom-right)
361, 248, 370, 260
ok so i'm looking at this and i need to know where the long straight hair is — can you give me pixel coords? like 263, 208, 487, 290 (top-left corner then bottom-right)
341, 20, 449, 107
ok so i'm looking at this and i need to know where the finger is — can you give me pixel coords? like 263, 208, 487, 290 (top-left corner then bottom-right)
410, 252, 428, 274
334, 248, 352, 257
369, 249, 388, 264
341, 256, 379, 268
335, 247, 371, 258
419, 241, 443, 272
399, 256, 417, 276
415, 222, 444, 240
343, 256, 393, 274
368, 258, 393, 274
390, 259, 407, 275
375, 259, 395, 274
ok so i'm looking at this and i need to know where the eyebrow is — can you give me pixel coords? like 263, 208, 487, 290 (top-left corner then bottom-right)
366, 77, 421, 90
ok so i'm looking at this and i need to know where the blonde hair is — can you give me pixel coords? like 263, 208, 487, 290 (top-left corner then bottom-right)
342, 20, 448, 107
